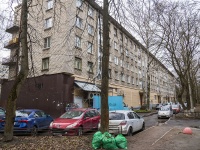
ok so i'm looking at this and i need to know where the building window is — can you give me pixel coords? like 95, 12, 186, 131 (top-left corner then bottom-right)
88, 24, 94, 35
136, 78, 138, 85
76, 0, 82, 8
75, 36, 81, 48
120, 45, 123, 53
120, 32, 123, 41
87, 62, 93, 73
47, 0, 53, 10
108, 69, 111, 79
76, 16, 82, 29
125, 36, 128, 44
120, 59, 123, 67
75, 57, 82, 70
44, 17, 52, 29
126, 49, 129, 56
115, 71, 119, 80
121, 73, 125, 82
114, 27, 117, 36
114, 56, 119, 65
88, 6, 94, 18
42, 57, 49, 70
87, 42, 93, 53
109, 54, 112, 62
114, 41, 118, 50
44, 37, 51, 49
127, 75, 130, 83
132, 77, 134, 84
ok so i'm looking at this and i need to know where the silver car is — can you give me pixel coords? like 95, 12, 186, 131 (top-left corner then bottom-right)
158, 106, 173, 119
108, 110, 145, 136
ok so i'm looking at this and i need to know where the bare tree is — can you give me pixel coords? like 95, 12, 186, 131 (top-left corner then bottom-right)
125, 0, 164, 109
4, 0, 29, 141
154, 0, 200, 110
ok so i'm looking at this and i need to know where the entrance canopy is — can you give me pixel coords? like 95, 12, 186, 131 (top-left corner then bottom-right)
75, 81, 101, 92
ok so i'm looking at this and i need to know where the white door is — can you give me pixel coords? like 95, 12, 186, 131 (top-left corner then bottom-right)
74, 96, 83, 108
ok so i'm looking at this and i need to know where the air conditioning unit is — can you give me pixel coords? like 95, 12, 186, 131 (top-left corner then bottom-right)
88, 92, 100, 99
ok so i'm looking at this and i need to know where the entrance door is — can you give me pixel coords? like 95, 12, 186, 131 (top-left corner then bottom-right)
74, 96, 83, 108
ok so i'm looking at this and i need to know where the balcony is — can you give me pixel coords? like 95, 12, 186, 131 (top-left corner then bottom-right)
4, 37, 19, 49
6, 24, 19, 34
2, 57, 17, 66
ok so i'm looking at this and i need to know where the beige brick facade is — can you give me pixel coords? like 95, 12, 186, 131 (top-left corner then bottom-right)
4, 0, 175, 109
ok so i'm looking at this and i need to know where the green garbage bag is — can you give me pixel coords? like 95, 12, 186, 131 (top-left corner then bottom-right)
92, 131, 103, 149
115, 134, 127, 149
102, 132, 118, 150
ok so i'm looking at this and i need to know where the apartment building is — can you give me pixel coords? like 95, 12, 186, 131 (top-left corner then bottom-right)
0, 0, 175, 115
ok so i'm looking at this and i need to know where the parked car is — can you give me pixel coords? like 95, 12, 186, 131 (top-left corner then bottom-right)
49, 108, 100, 136
172, 104, 181, 114
156, 104, 163, 110
107, 110, 145, 136
0, 107, 6, 119
158, 106, 173, 119
0, 109, 53, 135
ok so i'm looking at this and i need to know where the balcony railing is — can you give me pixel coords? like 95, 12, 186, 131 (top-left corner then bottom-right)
6, 23, 19, 34
2, 57, 17, 66
4, 37, 19, 49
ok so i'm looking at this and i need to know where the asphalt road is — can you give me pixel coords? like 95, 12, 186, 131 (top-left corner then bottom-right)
127, 113, 200, 150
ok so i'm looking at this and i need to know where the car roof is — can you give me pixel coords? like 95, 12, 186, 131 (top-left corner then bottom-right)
109, 110, 132, 113
17, 109, 42, 112
68, 108, 97, 112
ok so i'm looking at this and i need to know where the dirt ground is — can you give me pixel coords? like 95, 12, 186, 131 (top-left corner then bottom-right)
0, 125, 200, 150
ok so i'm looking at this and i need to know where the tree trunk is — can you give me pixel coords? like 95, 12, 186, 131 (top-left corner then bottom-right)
147, 72, 151, 110
4, 0, 29, 141
100, 0, 109, 133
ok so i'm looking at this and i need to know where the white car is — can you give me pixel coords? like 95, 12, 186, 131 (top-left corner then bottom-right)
158, 106, 173, 119
108, 110, 145, 136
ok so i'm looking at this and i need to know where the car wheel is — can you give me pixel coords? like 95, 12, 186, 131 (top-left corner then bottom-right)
31, 126, 38, 136
127, 127, 132, 136
77, 127, 83, 136
141, 123, 145, 131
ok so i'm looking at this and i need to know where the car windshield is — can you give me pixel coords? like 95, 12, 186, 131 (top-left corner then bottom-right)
172, 105, 179, 108
160, 107, 169, 111
60, 110, 83, 119
109, 112, 125, 120
16, 110, 30, 117
0, 109, 5, 115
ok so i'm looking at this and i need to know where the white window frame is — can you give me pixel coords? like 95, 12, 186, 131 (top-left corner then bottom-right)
88, 24, 94, 35
87, 42, 93, 53
87, 62, 93, 73
76, 0, 82, 8
132, 77, 134, 84
44, 37, 51, 49
75, 36, 81, 48
114, 41, 118, 50
42, 57, 49, 70
47, 0, 53, 10
114, 56, 119, 65
44, 17, 52, 29
88, 6, 94, 18
76, 16, 83, 29
75, 57, 82, 70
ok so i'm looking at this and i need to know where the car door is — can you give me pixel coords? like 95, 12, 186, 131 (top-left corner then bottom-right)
133, 112, 143, 131
127, 112, 138, 132
82, 111, 92, 131
90, 110, 100, 129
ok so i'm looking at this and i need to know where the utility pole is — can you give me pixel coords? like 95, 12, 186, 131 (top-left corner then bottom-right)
100, 0, 109, 132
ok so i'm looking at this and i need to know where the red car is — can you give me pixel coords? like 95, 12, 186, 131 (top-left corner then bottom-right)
49, 108, 100, 136
172, 104, 181, 114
